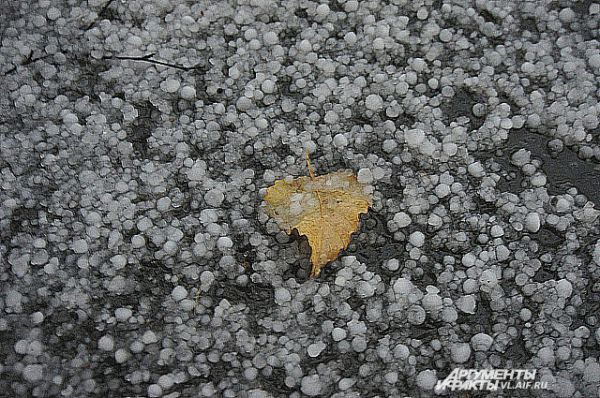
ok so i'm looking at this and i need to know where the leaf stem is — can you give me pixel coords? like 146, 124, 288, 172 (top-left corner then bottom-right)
305, 150, 315, 179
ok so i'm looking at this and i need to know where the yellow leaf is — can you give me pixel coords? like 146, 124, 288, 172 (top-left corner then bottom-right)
264, 155, 372, 277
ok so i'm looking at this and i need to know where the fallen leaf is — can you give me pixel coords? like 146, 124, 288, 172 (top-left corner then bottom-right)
264, 154, 372, 277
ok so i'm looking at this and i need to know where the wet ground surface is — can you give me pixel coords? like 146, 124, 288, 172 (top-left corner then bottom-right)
499, 129, 600, 206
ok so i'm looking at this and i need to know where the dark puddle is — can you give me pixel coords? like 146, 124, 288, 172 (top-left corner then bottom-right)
492, 129, 600, 207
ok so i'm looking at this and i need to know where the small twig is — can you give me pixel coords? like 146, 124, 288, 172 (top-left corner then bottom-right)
2, 50, 50, 75
102, 53, 201, 71
3, 65, 17, 75
23, 52, 50, 66
86, 0, 116, 31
